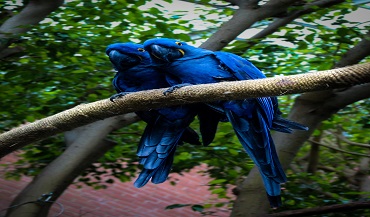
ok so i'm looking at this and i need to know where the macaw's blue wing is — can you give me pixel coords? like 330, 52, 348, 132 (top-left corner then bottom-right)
215, 51, 308, 133
214, 51, 267, 80
107, 42, 202, 146
134, 106, 197, 186
136, 110, 201, 146
143, 38, 308, 207
214, 52, 303, 207
214, 51, 275, 126
106, 42, 202, 188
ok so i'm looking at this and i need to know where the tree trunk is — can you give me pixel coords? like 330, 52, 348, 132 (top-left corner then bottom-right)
5, 114, 139, 217
356, 157, 370, 199
306, 128, 323, 173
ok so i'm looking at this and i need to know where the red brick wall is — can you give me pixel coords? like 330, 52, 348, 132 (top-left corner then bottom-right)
0, 155, 232, 217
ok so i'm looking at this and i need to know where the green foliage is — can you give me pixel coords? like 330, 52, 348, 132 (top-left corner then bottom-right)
0, 0, 198, 188
281, 171, 370, 217
1, 0, 370, 215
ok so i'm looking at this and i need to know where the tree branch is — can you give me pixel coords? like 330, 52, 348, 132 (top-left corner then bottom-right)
330, 132, 370, 148
0, 46, 25, 59
200, 0, 297, 50
265, 201, 370, 217
306, 128, 323, 173
309, 139, 370, 158
250, 0, 345, 41
0, 0, 64, 51
0, 63, 369, 158
335, 29, 370, 68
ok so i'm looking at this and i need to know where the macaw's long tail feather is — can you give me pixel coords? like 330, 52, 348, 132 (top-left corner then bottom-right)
137, 124, 180, 170
136, 115, 185, 162
134, 169, 154, 188
225, 108, 287, 183
225, 106, 286, 208
181, 127, 202, 146
143, 142, 176, 170
151, 149, 175, 184
134, 148, 176, 188
135, 108, 196, 187
260, 173, 283, 208
272, 116, 309, 133
198, 112, 219, 146
139, 157, 146, 165
136, 110, 201, 146
267, 194, 282, 208
197, 104, 226, 146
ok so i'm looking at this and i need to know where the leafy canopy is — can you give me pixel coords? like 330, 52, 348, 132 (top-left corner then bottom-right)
1, 0, 369, 215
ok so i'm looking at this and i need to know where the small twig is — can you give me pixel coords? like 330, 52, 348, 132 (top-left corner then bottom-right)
265, 201, 370, 217
316, 165, 337, 173
326, 129, 370, 147
335, 133, 370, 148
309, 139, 370, 157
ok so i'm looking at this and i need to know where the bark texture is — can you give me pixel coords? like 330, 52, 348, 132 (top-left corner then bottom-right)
1, 63, 370, 158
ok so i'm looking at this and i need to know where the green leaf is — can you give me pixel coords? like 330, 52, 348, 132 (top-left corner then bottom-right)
209, 179, 227, 185
165, 204, 190, 210
211, 188, 225, 194
191, 205, 204, 212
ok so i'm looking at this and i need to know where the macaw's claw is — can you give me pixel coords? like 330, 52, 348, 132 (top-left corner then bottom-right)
163, 83, 192, 95
110, 92, 130, 102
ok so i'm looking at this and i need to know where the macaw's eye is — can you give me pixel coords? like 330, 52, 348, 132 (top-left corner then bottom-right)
137, 48, 145, 52
175, 41, 183, 46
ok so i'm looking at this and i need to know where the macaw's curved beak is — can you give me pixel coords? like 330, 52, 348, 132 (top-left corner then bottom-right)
108, 50, 141, 68
149, 45, 184, 62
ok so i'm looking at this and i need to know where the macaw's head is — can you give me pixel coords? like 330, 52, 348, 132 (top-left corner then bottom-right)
143, 38, 203, 65
106, 43, 150, 71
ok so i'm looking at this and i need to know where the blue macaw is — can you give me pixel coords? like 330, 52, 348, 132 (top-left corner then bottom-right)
106, 43, 200, 187
106, 43, 225, 187
143, 38, 308, 208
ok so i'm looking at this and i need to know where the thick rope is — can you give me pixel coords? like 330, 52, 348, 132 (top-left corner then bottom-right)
0, 62, 369, 158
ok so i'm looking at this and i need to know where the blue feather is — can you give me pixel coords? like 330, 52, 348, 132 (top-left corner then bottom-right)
143, 38, 308, 207
107, 43, 198, 187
